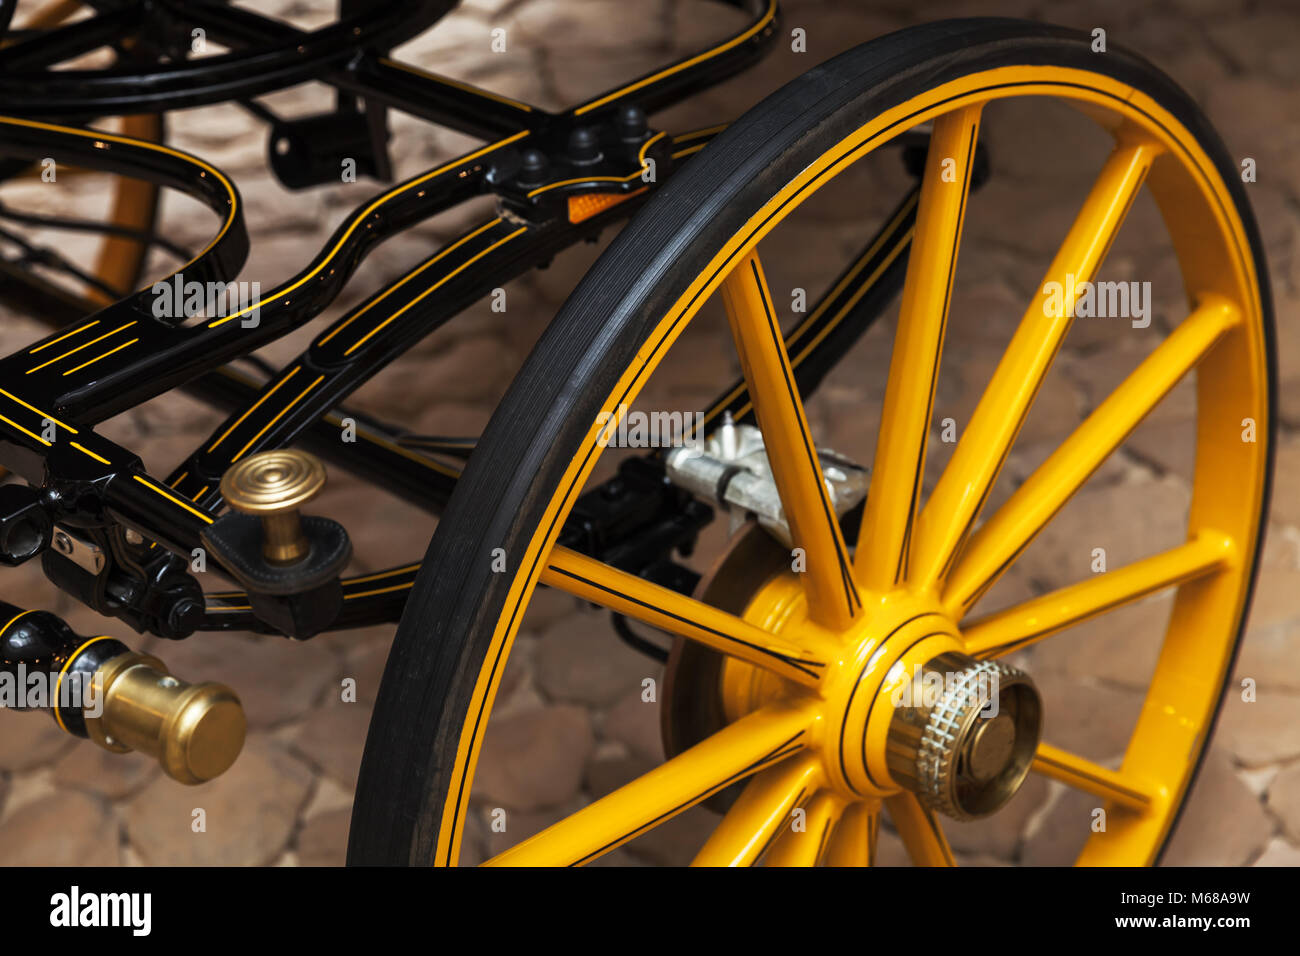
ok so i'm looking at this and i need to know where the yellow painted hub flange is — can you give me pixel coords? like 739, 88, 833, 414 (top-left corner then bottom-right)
716, 565, 966, 800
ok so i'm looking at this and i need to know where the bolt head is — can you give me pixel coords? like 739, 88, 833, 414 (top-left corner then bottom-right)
615, 104, 647, 140
567, 126, 602, 164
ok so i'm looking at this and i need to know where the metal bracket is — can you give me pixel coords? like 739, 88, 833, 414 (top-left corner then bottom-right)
665, 414, 868, 548
50, 525, 105, 575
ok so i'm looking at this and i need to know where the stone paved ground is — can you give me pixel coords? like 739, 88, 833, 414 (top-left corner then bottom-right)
1, 0, 1298, 866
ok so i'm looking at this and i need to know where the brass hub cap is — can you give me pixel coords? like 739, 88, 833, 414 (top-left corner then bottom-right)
806, 597, 1043, 818
666, 528, 1043, 820
882, 651, 1041, 820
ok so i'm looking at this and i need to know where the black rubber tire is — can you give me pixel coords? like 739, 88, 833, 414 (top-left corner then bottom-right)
348, 17, 1275, 866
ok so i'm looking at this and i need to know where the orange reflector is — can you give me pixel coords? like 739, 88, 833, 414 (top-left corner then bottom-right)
567, 187, 649, 224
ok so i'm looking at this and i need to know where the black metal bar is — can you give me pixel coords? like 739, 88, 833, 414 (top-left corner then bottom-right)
190, 367, 460, 515
338, 56, 544, 141
567, 0, 778, 120
163, 215, 545, 508
0, 8, 140, 71
0, 115, 248, 297
0, 120, 518, 427
0, 260, 456, 514
0, 0, 454, 115
0, 0, 776, 132
178, 0, 302, 47
163, 198, 640, 511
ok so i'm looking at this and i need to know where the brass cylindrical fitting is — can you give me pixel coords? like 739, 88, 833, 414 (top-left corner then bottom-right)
219, 450, 326, 565
85, 652, 245, 785
885, 651, 1041, 820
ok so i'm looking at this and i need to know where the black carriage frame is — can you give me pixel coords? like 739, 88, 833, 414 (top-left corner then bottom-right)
0, 0, 927, 642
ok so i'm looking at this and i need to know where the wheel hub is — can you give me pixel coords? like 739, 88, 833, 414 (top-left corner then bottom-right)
663, 525, 1043, 820
882, 651, 1041, 820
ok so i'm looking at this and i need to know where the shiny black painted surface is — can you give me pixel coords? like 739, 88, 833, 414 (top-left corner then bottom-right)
0, 600, 129, 737
0, 0, 863, 641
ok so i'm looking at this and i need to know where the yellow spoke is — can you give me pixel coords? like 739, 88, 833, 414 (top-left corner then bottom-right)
484, 700, 817, 866
944, 297, 1241, 615
856, 104, 982, 591
720, 248, 860, 630
884, 792, 955, 866
691, 754, 821, 867
764, 789, 844, 867
962, 530, 1234, 658
823, 800, 879, 867
908, 139, 1162, 594
543, 546, 829, 686
1033, 742, 1154, 813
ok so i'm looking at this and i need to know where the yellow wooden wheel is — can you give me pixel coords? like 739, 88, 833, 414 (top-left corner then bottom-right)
350, 20, 1272, 867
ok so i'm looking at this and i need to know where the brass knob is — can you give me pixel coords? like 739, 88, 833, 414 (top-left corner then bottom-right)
220, 450, 326, 565
85, 652, 246, 785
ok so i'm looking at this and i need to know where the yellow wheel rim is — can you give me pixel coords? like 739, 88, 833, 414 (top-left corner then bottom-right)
439, 63, 1269, 867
